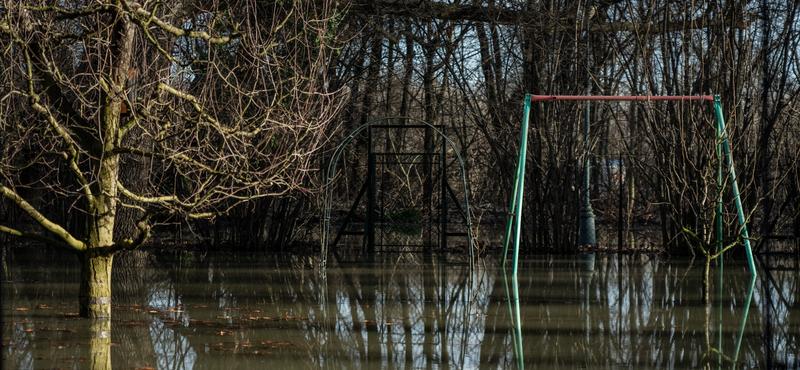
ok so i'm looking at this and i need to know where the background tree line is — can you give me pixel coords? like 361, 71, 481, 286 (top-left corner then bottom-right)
2, 0, 799, 258
329, 0, 800, 255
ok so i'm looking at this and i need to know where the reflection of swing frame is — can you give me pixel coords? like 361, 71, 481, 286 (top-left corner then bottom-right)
502, 94, 758, 280
321, 118, 474, 267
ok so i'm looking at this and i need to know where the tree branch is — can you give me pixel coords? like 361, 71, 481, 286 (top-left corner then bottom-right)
0, 186, 86, 251
157, 83, 262, 137
14, 37, 96, 206
118, 181, 180, 204
126, 2, 237, 44
0, 224, 74, 251
118, 181, 211, 217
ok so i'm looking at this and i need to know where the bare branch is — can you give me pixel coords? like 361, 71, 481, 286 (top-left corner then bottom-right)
0, 185, 86, 251
0, 224, 74, 251
126, 2, 237, 44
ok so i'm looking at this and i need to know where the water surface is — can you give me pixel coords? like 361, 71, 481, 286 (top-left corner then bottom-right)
2, 249, 798, 369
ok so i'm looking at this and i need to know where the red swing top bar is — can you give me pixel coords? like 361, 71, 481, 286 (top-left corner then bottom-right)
530, 95, 715, 102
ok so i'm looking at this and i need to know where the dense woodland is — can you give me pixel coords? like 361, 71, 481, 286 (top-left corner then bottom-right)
328, 0, 800, 255
1, 0, 799, 261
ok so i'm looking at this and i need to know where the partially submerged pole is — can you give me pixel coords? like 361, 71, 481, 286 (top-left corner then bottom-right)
502, 94, 532, 277
713, 95, 757, 277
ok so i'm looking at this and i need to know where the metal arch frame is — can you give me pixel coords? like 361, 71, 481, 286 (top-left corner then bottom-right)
502, 94, 757, 282
321, 117, 475, 268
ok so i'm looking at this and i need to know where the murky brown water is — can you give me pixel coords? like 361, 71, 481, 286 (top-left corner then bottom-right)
2, 248, 798, 369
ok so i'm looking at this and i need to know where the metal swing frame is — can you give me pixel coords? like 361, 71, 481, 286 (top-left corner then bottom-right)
501, 94, 758, 281
321, 118, 475, 268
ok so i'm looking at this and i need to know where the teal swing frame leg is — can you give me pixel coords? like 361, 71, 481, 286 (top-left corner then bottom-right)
713, 96, 757, 277
501, 94, 531, 280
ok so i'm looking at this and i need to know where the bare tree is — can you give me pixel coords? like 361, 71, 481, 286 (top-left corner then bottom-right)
0, 0, 344, 321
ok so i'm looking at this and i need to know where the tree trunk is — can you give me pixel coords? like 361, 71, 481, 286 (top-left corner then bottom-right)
702, 256, 711, 304
79, 252, 114, 318
81, 244, 113, 369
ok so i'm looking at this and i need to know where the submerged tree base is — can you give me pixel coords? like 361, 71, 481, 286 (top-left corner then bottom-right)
79, 253, 114, 319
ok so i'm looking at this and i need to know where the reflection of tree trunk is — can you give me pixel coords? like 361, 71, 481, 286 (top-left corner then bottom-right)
578, 257, 592, 360
703, 284, 711, 368
423, 254, 435, 369
340, 265, 368, 359
761, 272, 774, 368
478, 268, 506, 367
598, 256, 614, 362
88, 318, 112, 370
399, 265, 414, 369
625, 257, 635, 363
437, 260, 449, 364
324, 261, 345, 368
112, 251, 157, 367
365, 264, 380, 362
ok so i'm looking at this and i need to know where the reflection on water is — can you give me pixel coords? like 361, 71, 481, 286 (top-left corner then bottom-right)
1, 249, 798, 369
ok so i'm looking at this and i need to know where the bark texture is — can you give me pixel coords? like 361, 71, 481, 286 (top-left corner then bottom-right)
79, 253, 114, 319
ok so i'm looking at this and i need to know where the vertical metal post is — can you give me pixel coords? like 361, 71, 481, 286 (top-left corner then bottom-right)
502, 95, 532, 266
715, 100, 725, 370
715, 103, 724, 259
713, 96, 756, 277
440, 127, 448, 251
501, 135, 523, 264
366, 126, 376, 253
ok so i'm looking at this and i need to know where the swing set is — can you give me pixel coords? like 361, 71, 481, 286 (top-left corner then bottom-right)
501, 94, 759, 280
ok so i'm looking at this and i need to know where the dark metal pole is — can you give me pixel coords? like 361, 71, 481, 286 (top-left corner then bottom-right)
440, 127, 448, 251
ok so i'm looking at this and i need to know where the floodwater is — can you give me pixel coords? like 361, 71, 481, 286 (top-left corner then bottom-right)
1, 248, 798, 369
